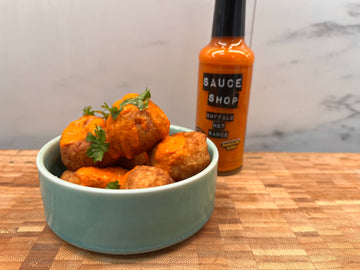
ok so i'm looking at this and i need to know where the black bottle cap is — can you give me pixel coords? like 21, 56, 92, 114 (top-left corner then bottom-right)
211, 0, 246, 37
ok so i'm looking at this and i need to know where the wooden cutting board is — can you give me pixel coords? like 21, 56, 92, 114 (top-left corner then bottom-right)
1, 150, 360, 269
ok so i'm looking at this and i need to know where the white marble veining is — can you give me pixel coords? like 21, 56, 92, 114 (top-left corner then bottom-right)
246, 0, 360, 152
0, 0, 359, 152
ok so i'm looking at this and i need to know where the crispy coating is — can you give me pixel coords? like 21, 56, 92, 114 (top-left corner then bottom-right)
149, 131, 210, 181
60, 167, 128, 189
117, 152, 149, 170
106, 93, 170, 160
60, 115, 117, 171
123, 166, 174, 189
60, 170, 76, 182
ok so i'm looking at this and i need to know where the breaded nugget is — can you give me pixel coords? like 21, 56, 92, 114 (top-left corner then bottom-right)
60, 167, 128, 189
106, 93, 170, 160
117, 152, 149, 170
60, 115, 117, 171
149, 131, 210, 181
123, 166, 174, 189
59, 169, 76, 182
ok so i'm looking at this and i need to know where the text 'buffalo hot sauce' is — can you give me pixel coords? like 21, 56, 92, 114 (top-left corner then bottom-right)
195, 0, 254, 175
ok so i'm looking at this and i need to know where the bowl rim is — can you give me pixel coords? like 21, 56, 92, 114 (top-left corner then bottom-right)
37, 124, 219, 195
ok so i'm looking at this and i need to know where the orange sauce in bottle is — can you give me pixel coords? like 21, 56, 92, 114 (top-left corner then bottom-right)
196, 0, 254, 175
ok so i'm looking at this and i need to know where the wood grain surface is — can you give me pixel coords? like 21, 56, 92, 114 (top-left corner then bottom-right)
1, 150, 360, 270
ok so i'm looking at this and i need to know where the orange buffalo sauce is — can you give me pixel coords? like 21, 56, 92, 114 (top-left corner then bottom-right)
152, 134, 187, 174
60, 115, 106, 147
106, 93, 140, 159
73, 167, 128, 189
195, 0, 254, 175
106, 93, 170, 160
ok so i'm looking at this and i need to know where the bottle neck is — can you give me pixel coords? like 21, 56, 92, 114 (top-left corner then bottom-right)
208, 36, 245, 49
211, 0, 246, 38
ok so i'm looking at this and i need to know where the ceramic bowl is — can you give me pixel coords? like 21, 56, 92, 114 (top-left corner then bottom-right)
37, 125, 218, 254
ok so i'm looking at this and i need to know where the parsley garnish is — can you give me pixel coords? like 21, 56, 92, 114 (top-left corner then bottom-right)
102, 88, 151, 120
86, 125, 109, 162
105, 180, 120, 189
97, 110, 109, 120
83, 106, 108, 119
83, 88, 152, 120
101, 102, 119, 120
83, 106, 96, 116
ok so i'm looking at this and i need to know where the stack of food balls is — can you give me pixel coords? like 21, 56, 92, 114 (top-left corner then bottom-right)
59, 89, 211, 189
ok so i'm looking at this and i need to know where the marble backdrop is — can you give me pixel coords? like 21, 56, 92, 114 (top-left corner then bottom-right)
0, 0, 359, 152
247, 0, 360, 152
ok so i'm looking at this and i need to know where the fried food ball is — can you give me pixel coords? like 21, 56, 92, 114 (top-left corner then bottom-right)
123, 166, 174, 189
117, 152, 149, 170
106, 93, 170, 160
149, 131, 210, 181
60, 115, 117, 171
59, 170, 75, 182
60, 167, 128, 189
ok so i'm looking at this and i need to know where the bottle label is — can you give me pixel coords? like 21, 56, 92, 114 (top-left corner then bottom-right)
221, 139, 241, 150
206, 112, 232, 139
203, 73, 243, 108
202, 73, 243, 143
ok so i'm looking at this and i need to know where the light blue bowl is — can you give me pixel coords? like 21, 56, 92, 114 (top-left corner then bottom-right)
37, 125, 218, 254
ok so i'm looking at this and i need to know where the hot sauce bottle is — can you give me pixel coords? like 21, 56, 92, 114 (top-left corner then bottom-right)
195, 0, 254, 175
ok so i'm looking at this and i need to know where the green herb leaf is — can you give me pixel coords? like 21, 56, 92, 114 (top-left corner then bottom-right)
86, 125, 109, 162
82, 106, 109, 119
119, 87, 151, 113
101, 102, 120, 120
102, 88, 151, 120
97, 108, 110, 120
83, 106, 96, 116
105, 180, 121, 189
